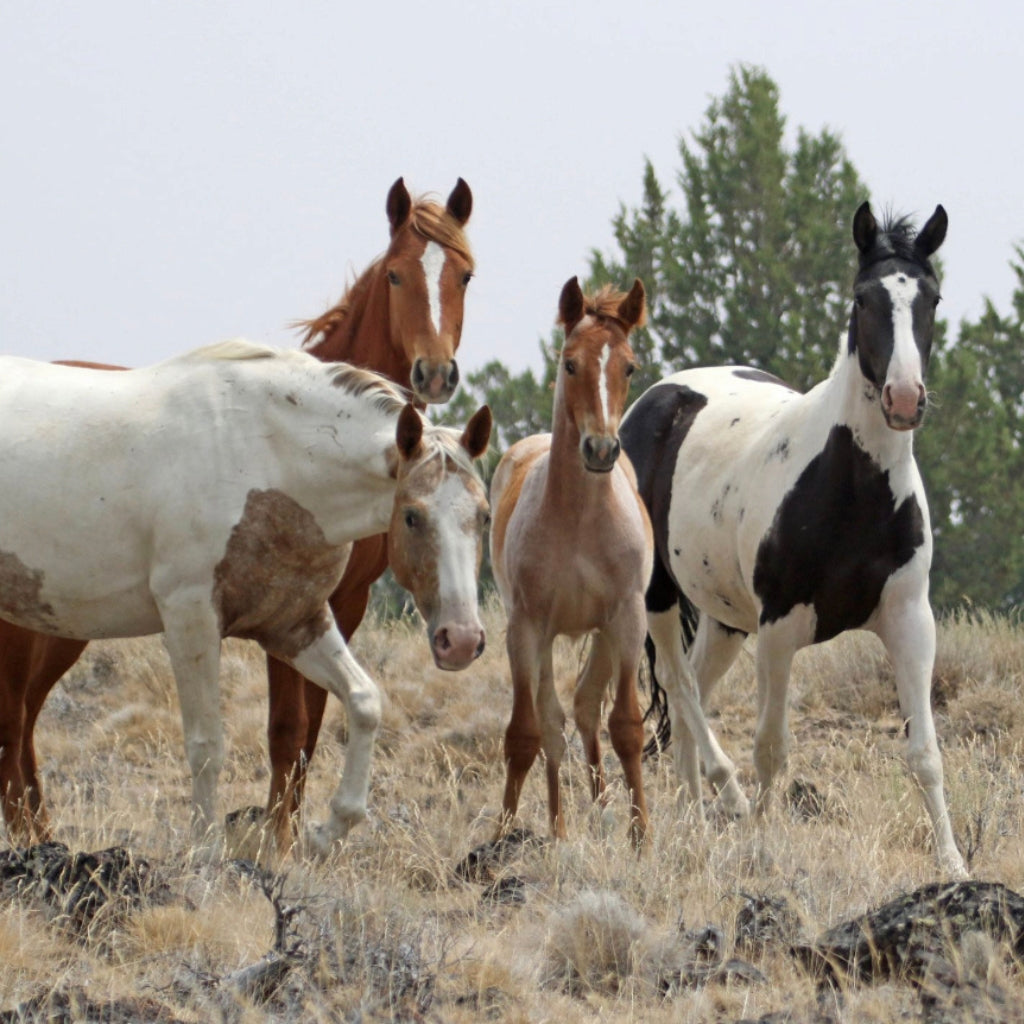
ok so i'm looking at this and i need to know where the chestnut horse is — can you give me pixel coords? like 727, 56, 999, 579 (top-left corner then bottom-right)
489, 277, 653, 847
0, 178, 475, 850
0, 342, 491, 850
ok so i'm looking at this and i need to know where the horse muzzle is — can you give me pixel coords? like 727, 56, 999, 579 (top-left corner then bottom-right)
882, 380, 926, 431
431, 620, 485, 671
411, 357, 460, 404
581, 434, 621, 473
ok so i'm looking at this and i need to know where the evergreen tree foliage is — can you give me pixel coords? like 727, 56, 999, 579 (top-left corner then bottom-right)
918, 252, 1024, 609
594, 65, 865, 391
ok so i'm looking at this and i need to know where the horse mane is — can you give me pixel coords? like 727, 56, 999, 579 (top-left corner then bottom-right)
180, 339, 284, 362
565, 284, 648, 330
295, 195, 475, 348
326, 363, 410, 416
858, 211, 938, 277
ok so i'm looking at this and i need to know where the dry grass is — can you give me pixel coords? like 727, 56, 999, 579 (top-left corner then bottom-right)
1, 599, 1022, 1021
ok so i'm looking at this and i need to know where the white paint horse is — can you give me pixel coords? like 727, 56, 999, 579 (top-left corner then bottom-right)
490, 277, 653, 847
0, 341, 491, 853
620, 203, 967, 876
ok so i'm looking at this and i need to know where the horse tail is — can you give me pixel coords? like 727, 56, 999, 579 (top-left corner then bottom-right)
641, 596, 699, 759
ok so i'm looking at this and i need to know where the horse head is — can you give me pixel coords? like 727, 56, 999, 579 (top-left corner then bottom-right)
850, 202, 947, 431
387, 403, 492, 670
556, 276, 645, 472
384, 177, 474, 405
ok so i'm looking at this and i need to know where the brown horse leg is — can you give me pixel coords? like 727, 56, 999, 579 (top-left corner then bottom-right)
607, 674, 649, 848
265, 654, 311, 854
499, 617, 543, 838
573, 633, 615, 803
0, 625, 87, 842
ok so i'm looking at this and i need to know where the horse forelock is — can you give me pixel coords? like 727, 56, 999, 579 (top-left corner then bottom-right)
406, 427, 484, 486
857, 212, 939, 279
561, 284, 647, 332
294, 196, 474, 350
406, 197, 474, 268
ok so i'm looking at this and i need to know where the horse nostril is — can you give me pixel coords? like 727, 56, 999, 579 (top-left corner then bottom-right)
434, 627, 451, 652
474, 633, 486, 658
609, 438, 621, 462
447, 361, 460, 390
411, 360, 427, 390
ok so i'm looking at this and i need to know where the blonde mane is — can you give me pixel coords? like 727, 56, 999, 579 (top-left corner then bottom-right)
296, 195, 474, 348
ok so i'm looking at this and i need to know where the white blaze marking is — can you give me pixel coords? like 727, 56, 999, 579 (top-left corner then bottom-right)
420, 241, 445, 334
433, 473, 480, 617
597, 342, 611, 425
882, 273, 923, 385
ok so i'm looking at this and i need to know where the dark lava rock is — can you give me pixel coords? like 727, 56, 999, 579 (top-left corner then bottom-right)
792, 880, 1024, 986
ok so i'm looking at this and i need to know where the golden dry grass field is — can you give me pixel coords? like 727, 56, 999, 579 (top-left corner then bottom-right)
1, 601, 1023, 1022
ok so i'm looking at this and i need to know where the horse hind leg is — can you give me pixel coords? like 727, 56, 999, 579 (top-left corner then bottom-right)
647, 607, 745, 820
0, 628, 87, 843
688, 615, 750, 817
158, 597, 226, 855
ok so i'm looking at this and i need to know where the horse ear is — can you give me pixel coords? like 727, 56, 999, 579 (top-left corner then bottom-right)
617, 278, 647, 330
387, 178, 413, 236
395, 403, 424, 460
460, 405, 492, 460
915, 204, 948, 259
853, 201, 877, 254
558, 276, 585, 332
446, 178, 473, 225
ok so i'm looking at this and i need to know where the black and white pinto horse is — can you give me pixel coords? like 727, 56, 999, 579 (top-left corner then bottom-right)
620, 202, 967, 877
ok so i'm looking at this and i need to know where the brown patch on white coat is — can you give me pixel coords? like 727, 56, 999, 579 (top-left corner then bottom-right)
489, 276, 654, 848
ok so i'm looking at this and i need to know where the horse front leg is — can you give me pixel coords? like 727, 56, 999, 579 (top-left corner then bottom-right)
876, 595, 967, 878
573, 632, 614, 803
499, 614, 545, 838
605, 602, 650, 848
751, 620, 799, 817
280, 616, 381, 856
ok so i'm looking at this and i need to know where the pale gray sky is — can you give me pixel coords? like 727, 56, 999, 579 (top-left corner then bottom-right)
2, 2, 1019, 376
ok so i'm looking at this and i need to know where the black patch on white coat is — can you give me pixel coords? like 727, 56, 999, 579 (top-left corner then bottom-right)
620, 383, 707, 614
752, 424, 925, 642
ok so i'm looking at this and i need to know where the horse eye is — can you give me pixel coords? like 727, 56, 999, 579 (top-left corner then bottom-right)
625, 363, 636, 378
933, 295, 941, 309
404, 509, 419, 529
387, 270, 400, 286
855, 294, 865, 309
481, 511, 492, 529
564, 359, 576, 376
462, 271, 473, 287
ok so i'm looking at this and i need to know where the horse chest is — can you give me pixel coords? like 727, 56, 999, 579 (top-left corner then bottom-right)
751, 425, 926, 641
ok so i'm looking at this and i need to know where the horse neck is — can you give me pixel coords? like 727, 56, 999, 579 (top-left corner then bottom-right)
307, 266, 410, 385
822, 344, 915, 469
543, 386, 613, 509
268, 379, 400, 542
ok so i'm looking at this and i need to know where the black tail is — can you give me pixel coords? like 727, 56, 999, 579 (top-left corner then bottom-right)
641, 597, 699, 759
